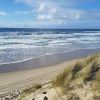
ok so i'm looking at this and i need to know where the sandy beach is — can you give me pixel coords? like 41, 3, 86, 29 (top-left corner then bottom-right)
0, 48, 100, 94
0, 60, 76, 93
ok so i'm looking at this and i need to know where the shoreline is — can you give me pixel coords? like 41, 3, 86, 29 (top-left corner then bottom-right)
0, 48, 100, 65
0, 48, 100, 73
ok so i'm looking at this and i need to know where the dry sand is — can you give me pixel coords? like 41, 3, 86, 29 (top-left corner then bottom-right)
0, 60, 76, 93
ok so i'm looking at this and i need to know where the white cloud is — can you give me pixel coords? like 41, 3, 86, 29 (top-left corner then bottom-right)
37, 14, 65, 24
38, 2, 56, 14
0, 11, 8, 16
37, 2, 58, 23
51, 19, 64, 24
74, 14, 80, 19
13, 0, 100, 28
49, 8, 56, 14
37, 7, 82, 24
37, 14, 53, 20
15, 0, 81, 23
38, 3, 46, 12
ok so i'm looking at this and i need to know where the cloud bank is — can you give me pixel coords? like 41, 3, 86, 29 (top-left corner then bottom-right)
0, 0, 100, 28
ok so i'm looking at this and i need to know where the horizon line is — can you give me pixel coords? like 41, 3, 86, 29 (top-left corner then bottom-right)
0, 27, 100, 30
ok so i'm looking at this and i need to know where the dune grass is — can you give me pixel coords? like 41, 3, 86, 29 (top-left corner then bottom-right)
19, 53, 100, 100
93, 71, 100, 92
52, 53, 100, 94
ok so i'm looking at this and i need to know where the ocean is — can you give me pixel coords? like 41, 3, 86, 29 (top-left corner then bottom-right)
0, 28, 100, 64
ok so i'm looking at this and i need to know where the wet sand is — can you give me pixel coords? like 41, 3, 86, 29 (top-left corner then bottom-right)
0, 48, 100, 73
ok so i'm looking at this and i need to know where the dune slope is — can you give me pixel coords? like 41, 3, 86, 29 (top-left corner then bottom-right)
52, 53, 100, 100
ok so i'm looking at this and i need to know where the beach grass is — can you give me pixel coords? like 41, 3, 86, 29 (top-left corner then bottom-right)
18, 52, 100, 100
52, 53, 100, 99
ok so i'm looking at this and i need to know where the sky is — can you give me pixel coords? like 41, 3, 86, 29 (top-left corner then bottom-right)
0, 0, 100, 28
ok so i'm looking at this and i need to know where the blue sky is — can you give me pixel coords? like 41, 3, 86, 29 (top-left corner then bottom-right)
0, 0, 100, 28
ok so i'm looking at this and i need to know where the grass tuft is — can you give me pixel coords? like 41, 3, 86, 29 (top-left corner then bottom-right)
52, 52, 100, 94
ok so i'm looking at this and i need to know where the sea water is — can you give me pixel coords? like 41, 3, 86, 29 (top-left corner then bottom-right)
0, 28, 100, 64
